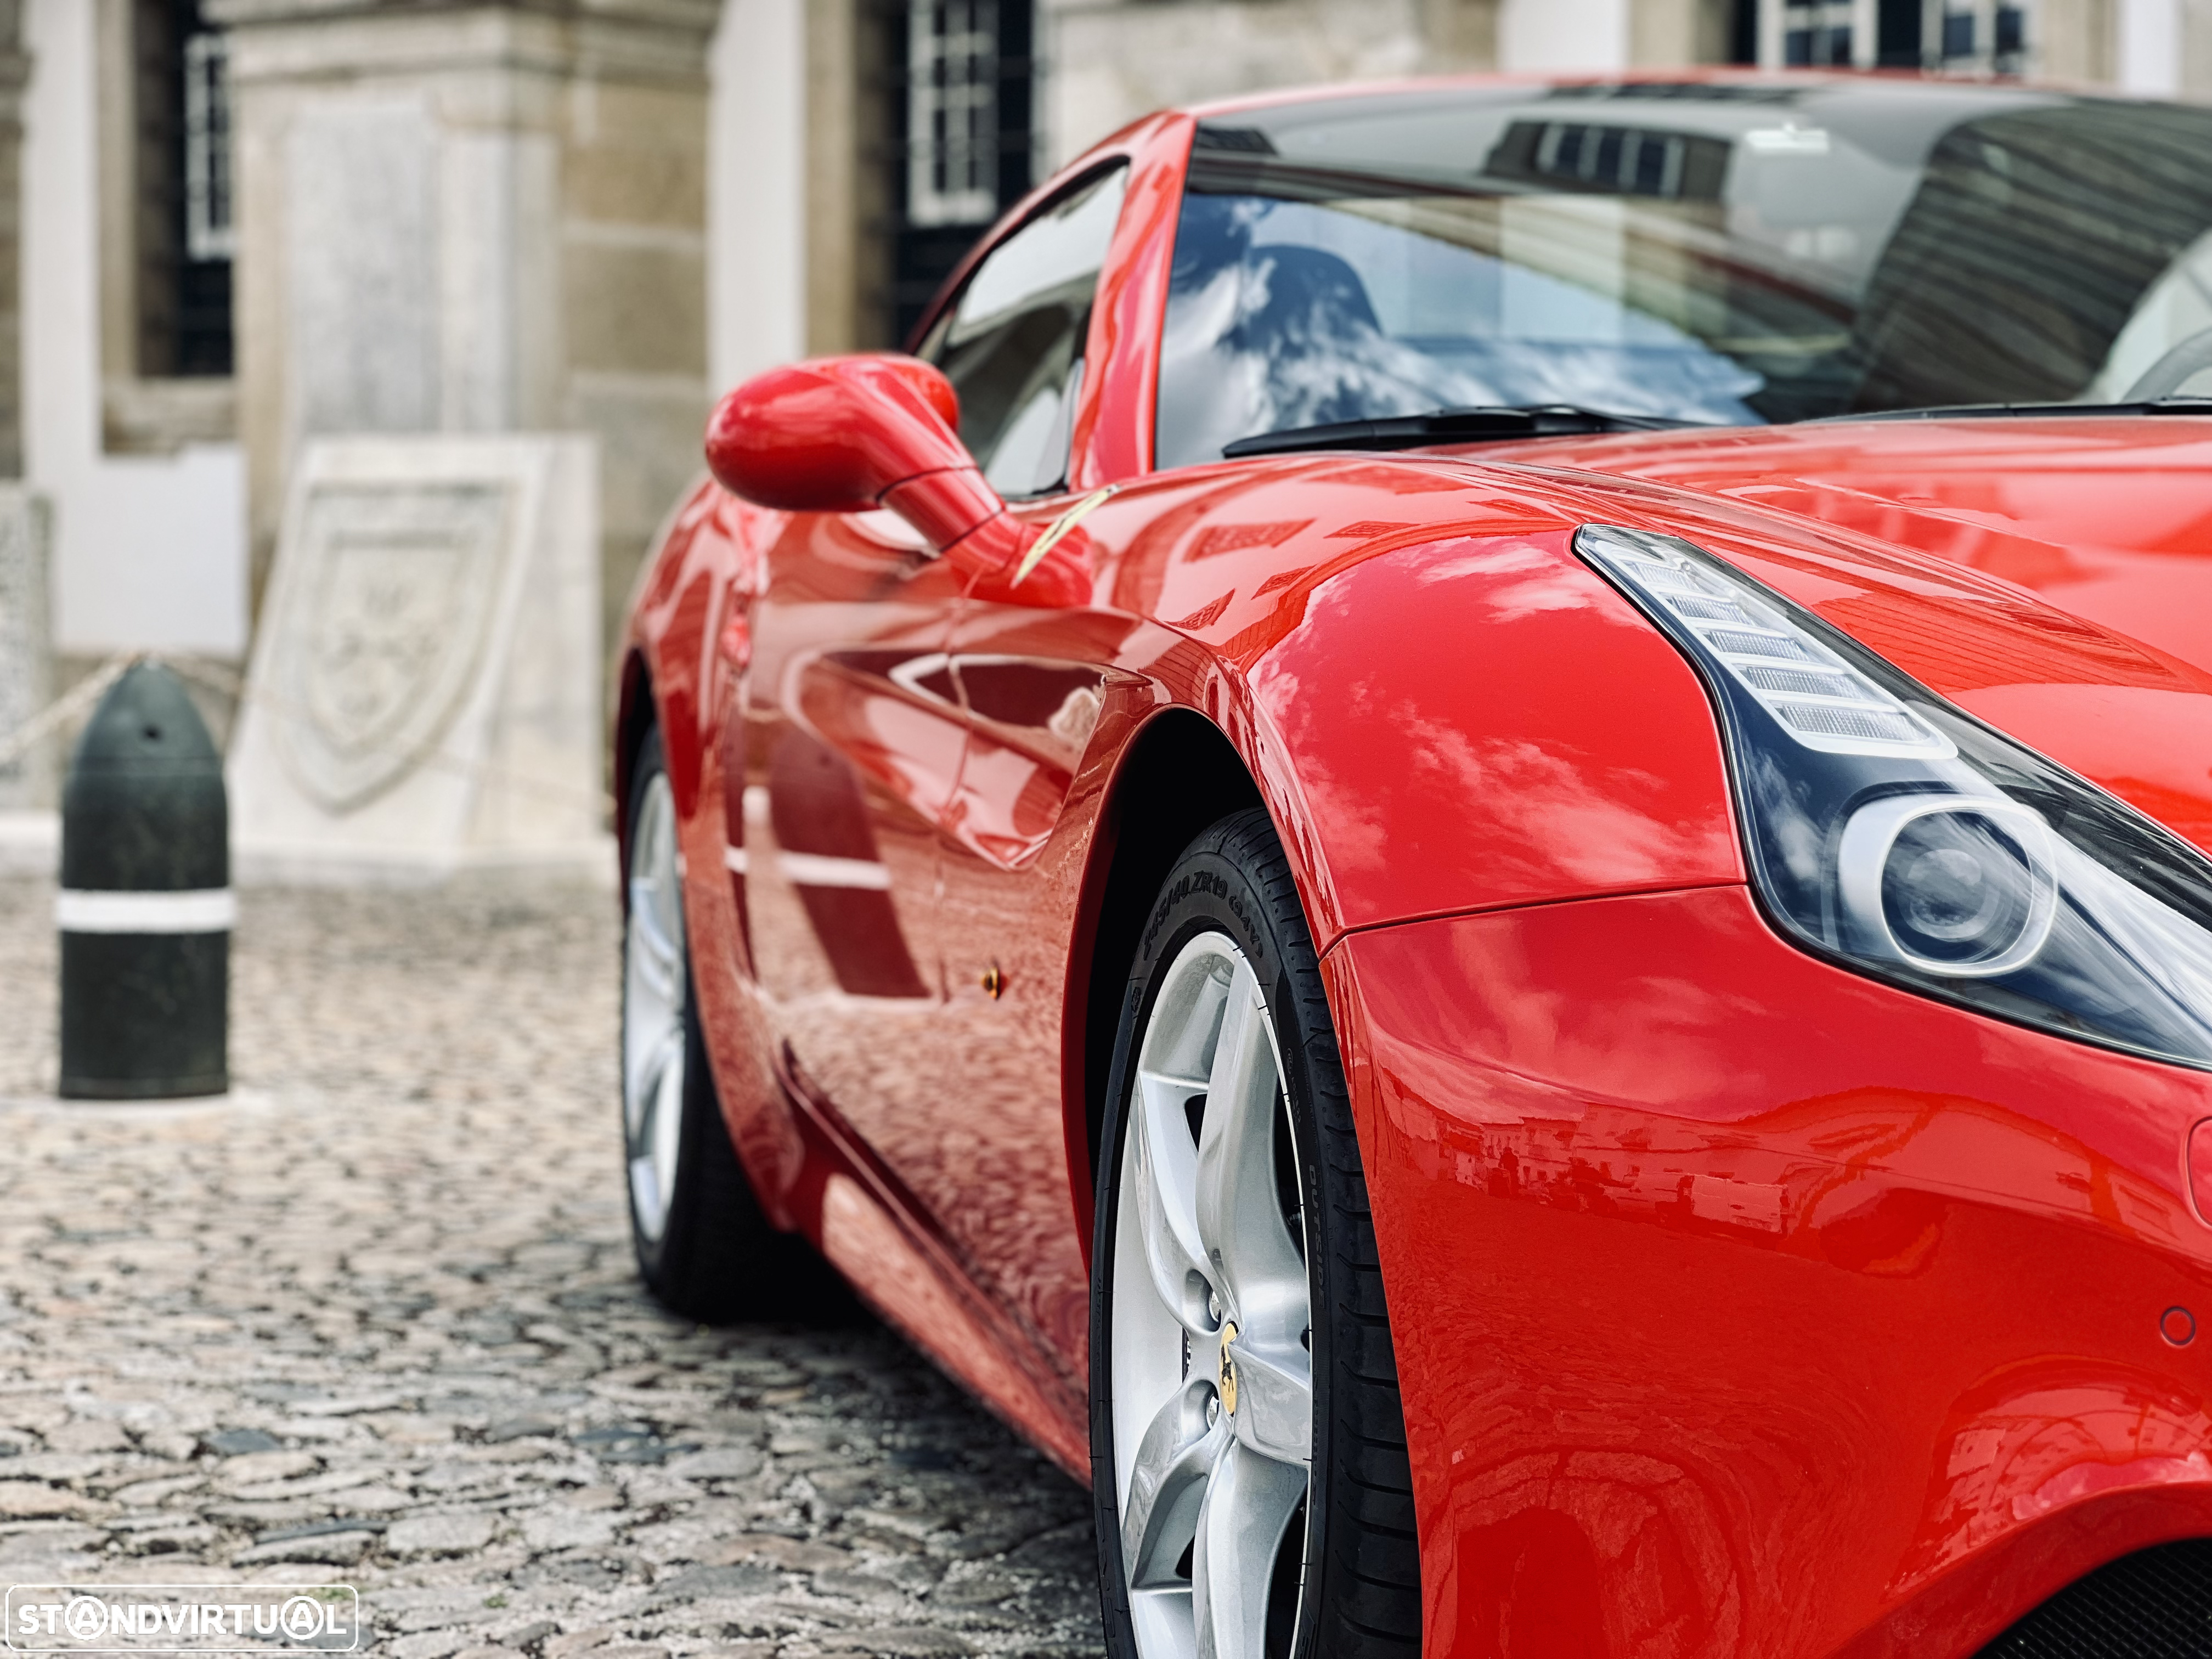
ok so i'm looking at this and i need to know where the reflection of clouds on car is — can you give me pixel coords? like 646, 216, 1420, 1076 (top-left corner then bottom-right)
1156, 85, 2212, 458
1156, 190, 1762, 466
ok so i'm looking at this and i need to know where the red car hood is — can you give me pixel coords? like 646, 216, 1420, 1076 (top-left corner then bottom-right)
1465, 415, 2212, 854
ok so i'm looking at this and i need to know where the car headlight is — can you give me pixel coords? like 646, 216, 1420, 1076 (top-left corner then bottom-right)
1576, 523, 2212, 1069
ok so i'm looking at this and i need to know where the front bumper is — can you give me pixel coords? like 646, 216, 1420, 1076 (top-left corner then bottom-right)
1324, 883, 2212, 1659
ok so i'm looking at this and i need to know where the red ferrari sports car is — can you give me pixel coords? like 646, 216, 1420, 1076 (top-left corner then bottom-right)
614, 71, 2212, 1658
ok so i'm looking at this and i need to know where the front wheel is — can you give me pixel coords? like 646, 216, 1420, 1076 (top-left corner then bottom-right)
1092, 808, 1421, 1659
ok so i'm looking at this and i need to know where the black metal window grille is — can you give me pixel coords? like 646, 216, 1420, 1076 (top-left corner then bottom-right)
1765, 0, 2030, 76
1782, 0, 1858, 66
133, 0, 233, 377
907, 1, 1000, 228
882, 0, 1035, 347
1878, 0, 2033, 72
182, 31, 232, 263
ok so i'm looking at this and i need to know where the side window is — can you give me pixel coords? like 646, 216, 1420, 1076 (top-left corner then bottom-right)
917, 165, 1128, 498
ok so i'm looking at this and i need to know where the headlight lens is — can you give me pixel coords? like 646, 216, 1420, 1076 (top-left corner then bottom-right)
1577, 523, 2212, 1069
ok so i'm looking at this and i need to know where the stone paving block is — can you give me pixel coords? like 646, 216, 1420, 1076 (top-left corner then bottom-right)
232, 1529, 377, 1565
390, 1514, 500, 1558
662, 1447, 763, 1481
0, 1481, 106, 1519
0, 878, 1103, 1657
645, 1563, 782, 1606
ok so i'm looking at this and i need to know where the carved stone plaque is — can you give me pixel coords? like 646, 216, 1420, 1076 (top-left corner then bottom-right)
270, 482, 511, 812
229, 435, 601, 883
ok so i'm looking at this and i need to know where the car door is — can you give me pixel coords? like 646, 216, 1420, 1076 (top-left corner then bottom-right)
737, 503, 968, 1194
909, 163, 1134, 1385
938, 593, 1149, 1381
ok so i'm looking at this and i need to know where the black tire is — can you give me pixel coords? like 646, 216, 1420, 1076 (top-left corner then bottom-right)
1091, 807, 1422, 1659
623, 726, 828, 1322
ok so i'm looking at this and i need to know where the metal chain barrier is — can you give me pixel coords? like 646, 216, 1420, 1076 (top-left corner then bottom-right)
162, 654, 611, 812
0, 652, 610, 814
0, 652, 137, 770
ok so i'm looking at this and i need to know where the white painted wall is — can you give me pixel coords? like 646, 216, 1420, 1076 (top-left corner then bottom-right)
1499, 0, 1632, 71
24, 0, 248, 657
2119, 0, 2184, 92
708, 0, 806, 395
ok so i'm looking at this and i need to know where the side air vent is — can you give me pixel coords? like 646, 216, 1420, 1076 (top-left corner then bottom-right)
1979, 1539, 2212, 1656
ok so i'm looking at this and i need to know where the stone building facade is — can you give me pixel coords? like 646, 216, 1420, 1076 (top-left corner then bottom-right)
206, 1, 719, 658
0, 0, 2206, 762
715, 0, 2210, 388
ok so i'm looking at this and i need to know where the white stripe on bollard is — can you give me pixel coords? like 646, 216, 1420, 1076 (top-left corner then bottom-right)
55, 888, 236, 934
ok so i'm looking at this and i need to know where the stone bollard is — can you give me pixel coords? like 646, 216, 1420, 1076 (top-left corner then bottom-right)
58, 662, 230, 1098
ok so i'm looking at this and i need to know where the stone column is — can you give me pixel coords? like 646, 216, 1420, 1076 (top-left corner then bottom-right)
0, 1, 46, 814
0, 0, 24, 486
205, 0, 719, 656
0, 488, 50, 812
2039, 0, 2120, 83
1629, 0, 1736, 66
1041, 0, 1503, 171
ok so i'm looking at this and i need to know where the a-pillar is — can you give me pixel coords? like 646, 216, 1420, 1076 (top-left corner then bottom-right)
204, 0, 720, 656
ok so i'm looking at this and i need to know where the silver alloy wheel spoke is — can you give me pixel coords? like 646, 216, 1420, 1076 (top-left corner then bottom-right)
1132, 1068, 1216, 1334
1193, 1443, 1308, 1659
1226, 1338, 1312, 1466
622, 771, 687, 1245
1122, 1384, 1229, 1587
1113, 932, 1313, 1659
1195, 959, 1310, 1356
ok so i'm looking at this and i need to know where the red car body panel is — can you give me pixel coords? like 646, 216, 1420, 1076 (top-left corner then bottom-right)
1333, 889, 2212, 1658
617, 77, 2212, 1658
1481, 420, 2212, 855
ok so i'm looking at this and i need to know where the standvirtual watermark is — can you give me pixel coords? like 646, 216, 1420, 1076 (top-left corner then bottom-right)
4, 1585, 359, 1653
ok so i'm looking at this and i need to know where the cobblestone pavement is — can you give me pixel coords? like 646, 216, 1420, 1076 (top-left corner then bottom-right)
0, 878, 1102, 1659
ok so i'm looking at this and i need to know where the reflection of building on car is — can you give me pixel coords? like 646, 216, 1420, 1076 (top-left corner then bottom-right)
1148, 82, 2212, 455
616, 70, 2212, 1659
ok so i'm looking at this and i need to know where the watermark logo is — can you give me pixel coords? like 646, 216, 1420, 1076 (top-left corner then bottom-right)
4, 1585, 358, 1653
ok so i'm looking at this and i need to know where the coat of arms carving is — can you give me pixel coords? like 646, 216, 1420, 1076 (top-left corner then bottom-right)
270, 482, 514, 812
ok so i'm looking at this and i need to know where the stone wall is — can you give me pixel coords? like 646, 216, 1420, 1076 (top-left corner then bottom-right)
0, 489, 49, 811
207, 0, 720, 661
1038, 0, 1505, 171
0, 0, 23, 486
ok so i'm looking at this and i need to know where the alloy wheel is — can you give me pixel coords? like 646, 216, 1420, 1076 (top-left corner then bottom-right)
622, 769, 687, 1245
1111, 931, 1313, 1659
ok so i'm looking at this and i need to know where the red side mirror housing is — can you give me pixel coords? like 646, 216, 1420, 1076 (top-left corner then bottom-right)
703, 353, 1029, 576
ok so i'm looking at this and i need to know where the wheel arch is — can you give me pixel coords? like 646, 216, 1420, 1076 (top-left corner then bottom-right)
1063, 706, 1266, 1255
612, 646, 658, 899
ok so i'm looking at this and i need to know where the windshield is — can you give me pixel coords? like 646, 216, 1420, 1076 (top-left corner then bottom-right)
1156, 80, 2212, 466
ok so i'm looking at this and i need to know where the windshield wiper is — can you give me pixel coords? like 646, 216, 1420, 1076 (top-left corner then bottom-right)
1826, 398, 2212, 423
1220, 404, 1709, 459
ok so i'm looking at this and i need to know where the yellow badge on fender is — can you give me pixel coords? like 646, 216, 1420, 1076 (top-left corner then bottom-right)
1012, 485, 1118, 587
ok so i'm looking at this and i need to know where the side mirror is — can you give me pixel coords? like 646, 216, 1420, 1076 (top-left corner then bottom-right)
703, 353, 1028, 577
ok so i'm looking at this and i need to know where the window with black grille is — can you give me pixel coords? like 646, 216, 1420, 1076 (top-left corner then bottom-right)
881, 0, 1036, 347
133, 0, 232, 378
1755, 0, 2030, 74
1780, 0, 1859, 65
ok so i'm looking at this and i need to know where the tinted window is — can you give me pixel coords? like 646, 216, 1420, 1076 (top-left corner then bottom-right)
1154, 84, 2212, 466
918, 166, 1127, 497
